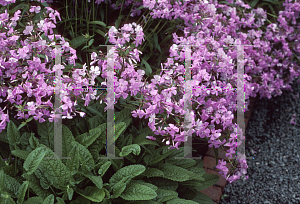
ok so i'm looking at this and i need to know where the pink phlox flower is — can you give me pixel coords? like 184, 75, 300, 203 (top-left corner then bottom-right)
29, 6, 41, 14
23, 25, 33, 35
11, 10, 21, 21
146, 136, 156, 140
131, 109, 145, 119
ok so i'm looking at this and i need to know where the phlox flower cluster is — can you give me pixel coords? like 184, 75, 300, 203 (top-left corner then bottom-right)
0, 6, 81, 127
0, 0, 299, 185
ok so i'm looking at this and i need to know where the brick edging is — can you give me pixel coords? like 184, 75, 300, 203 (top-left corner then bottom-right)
200, 96, 258, 203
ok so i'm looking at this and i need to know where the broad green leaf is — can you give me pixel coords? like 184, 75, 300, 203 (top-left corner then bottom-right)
187, 167, 206, 177
98, 161, 111, 176
119, 144, 141, 157
76, 186, 105, 202
0, 130, 8, 143
37, 144, 72, 190
7, 121, 21, 151
141, 168, 164, 178
109, 164, 146, 184
115, 15, 124, 29
55, 197, 65, 204
148, 149, 176, 166
158, 163, 190, 182
17, 180, 29, 204
70, 36, 88, 49
112, 122, 127, 143
141, 58, 152, 76
192, 192, 214, 204
95, 29, 106, 37
129, 180, 158, 191
26, 173, 52, 200
120, 183, 157, 201
23, 197, 44, 204
66, 145, 80, 176
1, 171, 21, 196
75, 123, 107, 148
89, 21, 106, 27
88, 39, 94, 47
69, 140, 95, 173
37, 121, 54, 151
166, 158, 196, 168
11, 150, 29, 161
67, 187, 74, 201
29, 133, 39, 150
194, 174, 220, 191
42, 194, 54, 204
112, 178, 127, 199
81, 172, 103, 190
166, 198, 199, 204
33, 167, 53, 190
61, 124, 77, 160
155, 188, 178, 203
88, 114, 104, 130
24, 147, 47, 175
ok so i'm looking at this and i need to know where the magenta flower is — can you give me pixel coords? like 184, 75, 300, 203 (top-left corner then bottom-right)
146, 136, 156, 140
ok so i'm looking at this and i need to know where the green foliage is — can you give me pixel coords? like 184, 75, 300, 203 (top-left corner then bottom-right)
0, 111, 218, 204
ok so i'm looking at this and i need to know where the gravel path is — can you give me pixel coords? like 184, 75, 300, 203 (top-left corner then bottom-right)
219, 76, 300, 204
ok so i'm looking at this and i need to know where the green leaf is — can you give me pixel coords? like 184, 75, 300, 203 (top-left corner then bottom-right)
26, 173, 52, 200
23, 197, 44, 204
192, 192, 214, 204
119, 144, 141, 157
141, 167, 164, 178
115, 15, 124, 29
36, 144, 72, 190
69, 140, 95, 173
24, 147, 47, 175
109, 164, 146, 185
166, 198, 199, 204
167, 158, 196, 168
55, 197, 65, 204
42, 194, 54, 204
67, 187, 74, 201
70, 36, 88, 49
141, 58, 152, 76
120, 183, 157, 201
61, 124, 77, 159
95, 29, 106, 37
148, 149, 176, 166
8, 3, 29, 15
76, 186, 105, 202
155, 188, 178, 203
37, 121, 54, 151
158, 163, 191, 182
250, 0, 260, 7
114, 122, 127, 142
1, 171, 21, 196
89, 21, 107, 27
129, 180, 158, 191
81, 172, 103, 190
98, 161, 111, 176
33, 167, 53, 190
88, 39, 94, 47
194, 174, 220, 191
7, 120, 21, 151
17, 180, 29, 204
213, 146, 219, 166
29, 133, 39, 150
75, 122, 107, 148
11, 150, 29, 161
112, 178, 127, 199
0, 130, 8, 143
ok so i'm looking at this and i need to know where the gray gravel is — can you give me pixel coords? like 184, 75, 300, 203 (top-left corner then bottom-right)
219, 76, 300, 204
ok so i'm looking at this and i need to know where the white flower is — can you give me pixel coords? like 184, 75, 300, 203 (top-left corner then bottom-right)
90, 66, 100, 76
